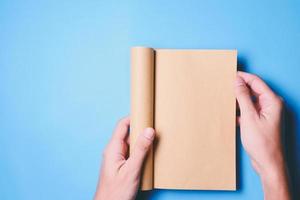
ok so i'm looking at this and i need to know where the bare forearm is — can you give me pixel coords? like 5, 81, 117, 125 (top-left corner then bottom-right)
236, 72, 291, 200
259, 159, 290, 200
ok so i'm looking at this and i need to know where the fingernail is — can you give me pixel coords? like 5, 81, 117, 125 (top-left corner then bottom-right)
143, 128, 155, 140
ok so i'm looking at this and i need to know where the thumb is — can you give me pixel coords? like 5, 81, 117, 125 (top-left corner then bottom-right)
235, 75, 257, 118
127, 128, 155, 171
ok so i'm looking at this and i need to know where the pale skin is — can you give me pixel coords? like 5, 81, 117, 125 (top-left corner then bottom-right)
94, 71, 291, 200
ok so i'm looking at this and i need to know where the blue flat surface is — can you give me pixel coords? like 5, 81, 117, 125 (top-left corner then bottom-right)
1, 0, 299, 199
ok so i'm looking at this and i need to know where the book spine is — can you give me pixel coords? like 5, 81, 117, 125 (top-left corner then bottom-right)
130, 47, 154, 190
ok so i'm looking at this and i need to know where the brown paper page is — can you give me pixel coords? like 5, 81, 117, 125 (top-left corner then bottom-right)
130, 47, 154, 190
153, 49, 237, 190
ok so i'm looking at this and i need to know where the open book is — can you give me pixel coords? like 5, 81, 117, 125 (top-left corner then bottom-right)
130, 47, 237, 191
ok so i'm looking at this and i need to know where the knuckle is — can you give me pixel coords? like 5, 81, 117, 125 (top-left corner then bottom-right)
271, 96, 284, 112
250, 75, 263, 86
236, 89, 250, 100
254, 74, 261, 80
252, 74, 261, 81
236, 85, 248, 94
274, 96, 284, 107
239, 87, 249, 94
137, 143, 147, 152
137, 140, 150, 152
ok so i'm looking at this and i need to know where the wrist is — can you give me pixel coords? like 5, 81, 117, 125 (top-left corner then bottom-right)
259, 162, 290, 200
255, 146, 285, 177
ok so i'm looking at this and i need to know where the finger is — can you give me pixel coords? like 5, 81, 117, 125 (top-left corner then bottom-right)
112, 116, 130, 141
105, 117, 130, 158
237, 71, 283, 118
237, 71, 277, 99
126, 128, 155, 172
235, 75, 257, 118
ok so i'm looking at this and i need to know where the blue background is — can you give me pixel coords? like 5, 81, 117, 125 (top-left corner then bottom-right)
1, 0, 299, 199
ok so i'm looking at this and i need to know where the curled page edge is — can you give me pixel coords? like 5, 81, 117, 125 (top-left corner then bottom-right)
130, 47, 154, 190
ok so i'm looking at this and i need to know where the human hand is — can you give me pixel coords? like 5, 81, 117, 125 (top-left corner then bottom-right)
94, 117, 155, 200
235, 71, 290, 200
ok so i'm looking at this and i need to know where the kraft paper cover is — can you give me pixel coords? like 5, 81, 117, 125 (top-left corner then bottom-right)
130, 47, 237, 191
130, 47, 154, 190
